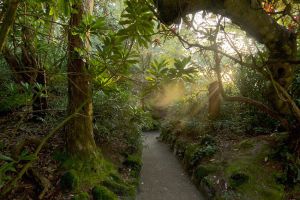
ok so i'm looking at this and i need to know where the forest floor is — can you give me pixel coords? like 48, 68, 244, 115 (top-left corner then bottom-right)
0, 111, 141, 199
137, 131, 204, 200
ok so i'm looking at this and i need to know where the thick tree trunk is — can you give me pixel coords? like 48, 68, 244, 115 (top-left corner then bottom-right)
66, 0, 96, 157
155, 0, 297, 113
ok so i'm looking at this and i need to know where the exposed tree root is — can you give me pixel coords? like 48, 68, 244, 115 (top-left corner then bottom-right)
28, 168, 51, 199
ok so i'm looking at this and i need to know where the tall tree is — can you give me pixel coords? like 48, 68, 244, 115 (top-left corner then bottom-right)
154, 0, 300, 124
66, 0, 96, 157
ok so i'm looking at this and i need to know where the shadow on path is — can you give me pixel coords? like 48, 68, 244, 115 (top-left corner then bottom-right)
136, 131, 205, 200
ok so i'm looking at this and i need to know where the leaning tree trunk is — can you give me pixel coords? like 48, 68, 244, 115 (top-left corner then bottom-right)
66, 0, 96, 157
0, 0, 19, 52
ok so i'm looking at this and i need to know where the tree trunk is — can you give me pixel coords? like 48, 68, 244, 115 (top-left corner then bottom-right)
66, 0, 96, 157
32, 69, 48, 119
3, 43, 48, 119
0, 0, 19, 52
208, 81, 221, 119
21, 27, 48, 119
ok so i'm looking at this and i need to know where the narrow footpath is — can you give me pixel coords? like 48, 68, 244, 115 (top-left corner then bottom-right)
136, 131, 205, 200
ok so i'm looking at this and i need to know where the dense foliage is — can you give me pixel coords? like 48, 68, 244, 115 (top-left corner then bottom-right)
0, 0, 300, 199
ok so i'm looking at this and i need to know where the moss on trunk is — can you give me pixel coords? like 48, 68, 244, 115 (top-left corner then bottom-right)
66, 0, 96, 157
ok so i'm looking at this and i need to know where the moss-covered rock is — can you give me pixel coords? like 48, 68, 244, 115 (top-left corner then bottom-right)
72, 192, 90, 200
92, 186, 117, 200
60, 170, 79, 190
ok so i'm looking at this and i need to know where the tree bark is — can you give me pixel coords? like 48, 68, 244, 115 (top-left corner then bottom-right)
0, 0, 19, 52
208, 81, 221, 119
155, 0, 297, 114
66, 0, 96, 157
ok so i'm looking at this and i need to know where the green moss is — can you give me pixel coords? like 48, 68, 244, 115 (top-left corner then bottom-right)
61, 170, 79, 191
194, 165, 217, 182
103, 177, 135, 196
123, 153, 142, 178
229, 172, 249, 188
224, 140, 285, 200
72, 192, 89, 200
184, 143, 217, 168
125, 154, 142, 169
238, 139, 255, 150
92, 186, 118, 200
59, 150, 117, 191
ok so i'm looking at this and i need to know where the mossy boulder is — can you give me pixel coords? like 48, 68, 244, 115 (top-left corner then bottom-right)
60, 170, 79, 190
92, 186, 117, 200
72, 192, 90, 200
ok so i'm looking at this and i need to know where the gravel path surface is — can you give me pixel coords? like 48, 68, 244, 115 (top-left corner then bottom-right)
136, 131, 205, 200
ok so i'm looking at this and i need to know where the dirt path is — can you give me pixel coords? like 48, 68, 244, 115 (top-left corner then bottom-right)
136, 131, 205, 200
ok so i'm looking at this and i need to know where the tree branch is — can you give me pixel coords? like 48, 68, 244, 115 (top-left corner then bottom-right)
0, 0, 19, 52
